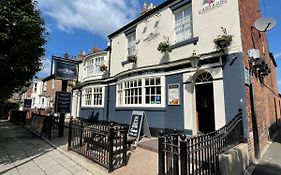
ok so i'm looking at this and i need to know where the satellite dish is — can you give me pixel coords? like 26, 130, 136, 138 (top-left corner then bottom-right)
254, 17, 276, 32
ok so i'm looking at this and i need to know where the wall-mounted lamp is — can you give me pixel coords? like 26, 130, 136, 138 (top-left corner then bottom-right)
190, 51, 201, 68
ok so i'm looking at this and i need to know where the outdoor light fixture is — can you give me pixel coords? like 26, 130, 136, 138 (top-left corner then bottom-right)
189, 51, 200, 68
248, 49, 271, 84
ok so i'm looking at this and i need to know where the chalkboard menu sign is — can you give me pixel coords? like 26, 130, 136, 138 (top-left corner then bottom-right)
129, 115, 143, 137
54, 91, 71, 113
128, 111, 151, 142
23, 99, 32, 109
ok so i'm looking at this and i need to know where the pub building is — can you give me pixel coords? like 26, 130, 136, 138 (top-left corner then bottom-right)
71, 0, 280, 157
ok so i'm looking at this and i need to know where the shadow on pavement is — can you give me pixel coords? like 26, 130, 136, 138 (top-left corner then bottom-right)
252, 163, 281, 175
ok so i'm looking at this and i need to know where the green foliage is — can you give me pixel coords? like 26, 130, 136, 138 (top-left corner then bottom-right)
213, 35, 233, 51
0, 0, 47, 99
157, 37, 171, 53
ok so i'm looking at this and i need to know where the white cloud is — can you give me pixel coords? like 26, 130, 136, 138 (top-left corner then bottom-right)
37, 57, 52, 78
274, 52, 281, 59
38, 0, 141, 37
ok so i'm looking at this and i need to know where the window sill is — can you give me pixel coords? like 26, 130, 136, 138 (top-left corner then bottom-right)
121, 60, 136, 67
115, 106, 166, 111
81, 106, 104, 109
170, 37, 199, 50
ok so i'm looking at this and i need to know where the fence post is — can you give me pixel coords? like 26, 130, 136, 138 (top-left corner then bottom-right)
79, 121, 83, 147
108, 123, 114, 173
158, 130, 165, 175
180, 134, 187, 175
122, 125, 128, 165
172, 129, 179, 175
67, 117, 73, 151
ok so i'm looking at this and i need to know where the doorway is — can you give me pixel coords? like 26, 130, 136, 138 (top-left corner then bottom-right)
195, 72, 215, 133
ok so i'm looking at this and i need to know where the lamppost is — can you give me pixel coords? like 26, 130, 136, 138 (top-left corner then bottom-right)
248, 49, 271, 159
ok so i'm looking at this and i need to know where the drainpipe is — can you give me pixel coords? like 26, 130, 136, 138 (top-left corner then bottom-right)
249, 69, 260, 159
106, 39, 112, 121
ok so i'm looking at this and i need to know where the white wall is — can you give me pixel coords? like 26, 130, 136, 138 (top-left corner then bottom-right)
110, 0, 242, 77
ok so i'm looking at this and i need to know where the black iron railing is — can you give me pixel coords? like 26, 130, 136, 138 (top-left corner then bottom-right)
159, 109, 244, 175
68, 118, 128, 172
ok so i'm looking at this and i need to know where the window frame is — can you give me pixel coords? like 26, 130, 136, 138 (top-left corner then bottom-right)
173, 4, 193, 44
81, 85, 105, 107
116, 75, 165, 108
127, 31, 136, 56
85, 56, 105, 78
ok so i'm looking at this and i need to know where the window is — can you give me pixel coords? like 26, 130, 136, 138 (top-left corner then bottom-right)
174, 5, 192, 43
116, 76, 165, 107
82, 86, 104, 107
145, 77, 162, 104
42, 98, 44, 104
127, 32, 136, 55
85, 57, 105, 77
34, 83, 37, 92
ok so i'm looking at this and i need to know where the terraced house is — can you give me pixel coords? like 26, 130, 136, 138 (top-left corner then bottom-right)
72, 0, 280, 158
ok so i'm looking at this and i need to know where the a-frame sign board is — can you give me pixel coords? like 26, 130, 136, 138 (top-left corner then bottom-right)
128, 111, 151, 142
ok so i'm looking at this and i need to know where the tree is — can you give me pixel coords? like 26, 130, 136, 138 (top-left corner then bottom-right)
0, 0, 47, 100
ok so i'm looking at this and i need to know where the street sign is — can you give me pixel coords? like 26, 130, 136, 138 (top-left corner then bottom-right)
54, 58, 77, 80
54, 91, 71, 113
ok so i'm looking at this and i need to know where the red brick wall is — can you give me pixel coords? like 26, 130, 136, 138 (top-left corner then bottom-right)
238, 0, 280, 158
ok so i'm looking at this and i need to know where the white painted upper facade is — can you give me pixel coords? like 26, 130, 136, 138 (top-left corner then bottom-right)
30, 79, 48, 109
109, 0, 242, 76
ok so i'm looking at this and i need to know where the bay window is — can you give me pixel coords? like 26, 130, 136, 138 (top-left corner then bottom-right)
85, 56, 105, 77
116, 76, 165, 107
82, 86, 104, 107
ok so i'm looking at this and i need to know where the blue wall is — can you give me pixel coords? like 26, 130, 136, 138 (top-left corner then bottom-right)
222, 53, 247, 122
79, 73, 185, 131
165, 74, 184, 130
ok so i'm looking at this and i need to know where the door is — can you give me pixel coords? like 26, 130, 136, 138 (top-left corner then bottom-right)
195, 73, 215, 133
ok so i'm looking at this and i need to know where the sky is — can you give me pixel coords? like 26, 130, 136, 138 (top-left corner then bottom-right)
36, 0, 281, 92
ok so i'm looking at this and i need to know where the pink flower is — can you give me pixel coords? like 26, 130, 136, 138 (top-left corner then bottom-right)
208, 0, 215, 5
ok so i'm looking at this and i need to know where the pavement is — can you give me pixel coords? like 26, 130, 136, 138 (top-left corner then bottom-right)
250, 129, 281, 175
0, 120, 158, 175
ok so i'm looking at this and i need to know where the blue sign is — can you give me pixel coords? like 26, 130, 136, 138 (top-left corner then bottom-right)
54, 58, 77, 80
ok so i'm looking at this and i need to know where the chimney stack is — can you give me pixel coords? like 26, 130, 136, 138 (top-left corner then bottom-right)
92, 47, 101, 53
78, 51, 85, 61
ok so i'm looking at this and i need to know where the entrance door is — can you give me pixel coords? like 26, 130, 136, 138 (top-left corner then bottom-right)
195, 73, 215, 133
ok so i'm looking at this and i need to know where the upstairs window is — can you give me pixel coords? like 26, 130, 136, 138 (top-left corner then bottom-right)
33, 83, 37, 92
174, 5, 192, 43
86, 57, 105, 77
127, 32, 136, 56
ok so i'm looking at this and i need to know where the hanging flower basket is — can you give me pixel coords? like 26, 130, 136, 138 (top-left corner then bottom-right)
99, 64, 108, 72
158, 37, 171, 53
127, 54, 137, 62
214, 34, 233, 51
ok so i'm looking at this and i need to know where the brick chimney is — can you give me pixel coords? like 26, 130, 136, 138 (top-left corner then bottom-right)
78, 51, 85, 61
92, 47, 101, 53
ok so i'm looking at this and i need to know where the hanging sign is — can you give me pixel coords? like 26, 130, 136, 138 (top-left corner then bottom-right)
54, 91, 71, 113
54, 58, 77, 80
168, 83, 180, 105
128, 111, 151, 142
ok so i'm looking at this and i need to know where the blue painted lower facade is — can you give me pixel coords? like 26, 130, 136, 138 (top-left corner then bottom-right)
75, 52, 247, 137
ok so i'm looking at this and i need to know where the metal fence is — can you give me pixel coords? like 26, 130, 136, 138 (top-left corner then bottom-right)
158, 109, 244, 175
68, 119, 128, 172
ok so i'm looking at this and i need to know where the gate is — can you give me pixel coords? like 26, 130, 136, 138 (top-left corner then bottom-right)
158, 109, 244, 175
